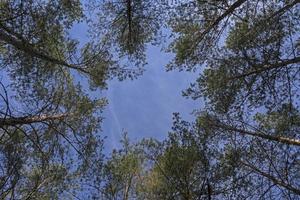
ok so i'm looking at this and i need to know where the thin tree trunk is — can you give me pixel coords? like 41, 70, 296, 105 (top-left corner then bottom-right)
0, 25, 89, 74
230, 56, 300, 80
241, 161, 300, 195
123, 175, 133, 200
213, 122, 300, 146
207, 178, 212, 200
0, 113, 69, 126
194, 0, 247, 45
126, 0, 133, 49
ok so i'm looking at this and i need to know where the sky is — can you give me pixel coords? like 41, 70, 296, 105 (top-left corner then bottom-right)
70, 21, 202, 151
102, 45, 201, 150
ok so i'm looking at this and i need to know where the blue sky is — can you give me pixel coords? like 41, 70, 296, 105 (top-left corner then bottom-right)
102, 45, 201, 150
70, 22, 202, 151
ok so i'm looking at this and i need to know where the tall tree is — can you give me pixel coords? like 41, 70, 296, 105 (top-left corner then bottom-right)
87, 0, 167, 73
139, 113, 255, 199
0, 0, 119, 198
92, 133, 145, 200
166, 1, 300, 198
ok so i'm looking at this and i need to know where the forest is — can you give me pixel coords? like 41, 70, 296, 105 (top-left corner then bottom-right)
0, 0, 299, 199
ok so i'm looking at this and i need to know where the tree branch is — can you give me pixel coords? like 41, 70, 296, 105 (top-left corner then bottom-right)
230, 56, 300, 80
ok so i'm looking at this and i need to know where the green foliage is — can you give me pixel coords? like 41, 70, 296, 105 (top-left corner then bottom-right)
254, 104, 300, 137
98, 133, 145, 200
88, 0, 165, 72
0, 0, 106, 198
1, 0, 300, 199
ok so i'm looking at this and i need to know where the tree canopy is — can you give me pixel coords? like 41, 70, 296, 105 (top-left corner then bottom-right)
0, 0, 299, 199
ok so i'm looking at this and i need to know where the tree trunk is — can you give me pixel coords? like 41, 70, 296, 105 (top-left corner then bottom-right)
241, 161, 300, 195
0, 25, 89, 74
212, 121, 300, 147
0, 113, 69, 126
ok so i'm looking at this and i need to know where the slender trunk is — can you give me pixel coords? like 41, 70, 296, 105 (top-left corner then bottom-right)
0, 113, 69, 126
230, 56, 300, 80
241, 161, 300, 195
211, 121, 300, 146
0, 25, 89, 74
266, 0, 300, 22
207, 178, 212, 200
123, 175, 133, 200
126, 0, 133, 49
195, 0, 247, 45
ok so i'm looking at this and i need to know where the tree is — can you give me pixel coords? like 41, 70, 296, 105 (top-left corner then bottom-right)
95, 133, 145, 200
1, 0, 299, 199
139, 113, 255, 199
0, 0, 118, 198
166, 1, 300, 198
170, 0, 300, 114
87, 0, 167, 73
197, 105, 300, 198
